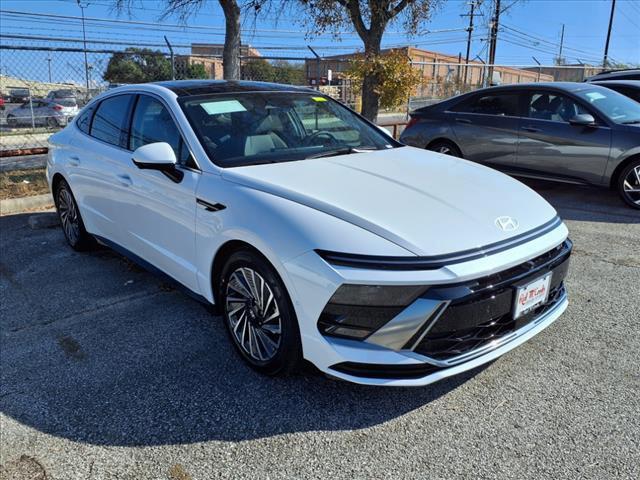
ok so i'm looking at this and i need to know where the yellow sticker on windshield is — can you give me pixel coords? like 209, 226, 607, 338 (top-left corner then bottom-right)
312, 96, 327, 102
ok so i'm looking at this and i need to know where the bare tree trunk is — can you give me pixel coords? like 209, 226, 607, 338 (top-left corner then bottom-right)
360, 35, 383, 121
220, 0, 241, 80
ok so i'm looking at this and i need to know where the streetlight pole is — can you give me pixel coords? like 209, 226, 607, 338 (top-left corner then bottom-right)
47, 53, 52, 83
77, 0, 90, 93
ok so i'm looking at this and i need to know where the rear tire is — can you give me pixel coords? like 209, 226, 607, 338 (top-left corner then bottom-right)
427, 140, 462, 158
219, 249, 302, 376
617, 159, 640, 209
6, 115, 17, 127
54, 179, 95, 250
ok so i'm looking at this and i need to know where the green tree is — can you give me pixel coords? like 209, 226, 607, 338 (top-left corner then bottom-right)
177, 62, 208, 80
346, 49, 421, 110
296, 0, 439, 121
103, 48, 172, 84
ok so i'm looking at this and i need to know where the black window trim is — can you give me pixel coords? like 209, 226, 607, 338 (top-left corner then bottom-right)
74, 90, 201, 172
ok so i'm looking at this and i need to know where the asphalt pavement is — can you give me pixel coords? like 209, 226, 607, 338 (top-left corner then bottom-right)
1, 180, 639, 480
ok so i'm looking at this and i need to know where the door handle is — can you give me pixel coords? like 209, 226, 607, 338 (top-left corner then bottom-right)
455, 118, 471, 124
116, 174, 132, 187
69, 156, 80, 167
521, 126, 541, 133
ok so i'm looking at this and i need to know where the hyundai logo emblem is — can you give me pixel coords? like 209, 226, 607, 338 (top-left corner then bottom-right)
495, 216, 519, 231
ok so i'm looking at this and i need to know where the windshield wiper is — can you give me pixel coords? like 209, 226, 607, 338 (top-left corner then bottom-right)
621, 120, 640, 125
305, 147, 377, 159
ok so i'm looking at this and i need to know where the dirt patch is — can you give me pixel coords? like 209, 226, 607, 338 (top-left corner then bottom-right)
168, 464, 192, 480
0, 455, 47, 480
0, 168, 49, 200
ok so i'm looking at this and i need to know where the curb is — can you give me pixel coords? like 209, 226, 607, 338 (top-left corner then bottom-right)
0, 193, 54, 215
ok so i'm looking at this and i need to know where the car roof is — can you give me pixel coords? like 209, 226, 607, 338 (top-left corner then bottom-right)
471, 82, 608, 93
154, 80, 317, 97
591, 80, 640, 88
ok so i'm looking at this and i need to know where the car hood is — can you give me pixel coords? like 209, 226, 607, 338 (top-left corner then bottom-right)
221, 146, 558, 256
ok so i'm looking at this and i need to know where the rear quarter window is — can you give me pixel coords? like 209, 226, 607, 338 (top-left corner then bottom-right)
76, 104, 96, 134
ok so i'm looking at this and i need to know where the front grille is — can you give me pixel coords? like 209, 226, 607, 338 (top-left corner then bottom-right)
413, 240, 571, 361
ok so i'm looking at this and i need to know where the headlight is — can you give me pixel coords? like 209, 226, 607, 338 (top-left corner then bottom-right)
318, 284, 428, 340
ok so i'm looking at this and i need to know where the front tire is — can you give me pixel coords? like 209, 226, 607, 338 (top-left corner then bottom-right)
220, 249, 302, 376
617, 159, 640, 209
54, 179, 95, 250
427, 140, 462, 158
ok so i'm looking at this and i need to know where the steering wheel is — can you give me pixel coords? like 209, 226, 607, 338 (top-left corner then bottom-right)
303, 130, 339, 147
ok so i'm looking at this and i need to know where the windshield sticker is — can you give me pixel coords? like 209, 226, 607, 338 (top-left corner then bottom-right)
311, 97, 328, 102
585, 91, 606, 101
200, 100, 247, 115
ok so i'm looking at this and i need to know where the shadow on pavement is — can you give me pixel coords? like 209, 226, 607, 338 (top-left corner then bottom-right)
519, 178, 640, 224
1, 212, 483, 447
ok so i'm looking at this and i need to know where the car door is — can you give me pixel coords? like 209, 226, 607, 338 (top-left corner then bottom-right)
68, 94, 137, 245
120, 94, 201, 292
448, 90, 523, 167
516, 90, 612, 184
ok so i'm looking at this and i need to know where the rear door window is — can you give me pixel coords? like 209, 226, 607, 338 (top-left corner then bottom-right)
453, 93, 521, 116
90, 94, 135, 148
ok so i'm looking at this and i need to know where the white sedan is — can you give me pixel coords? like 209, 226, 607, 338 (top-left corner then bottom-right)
47, 81, 571, 386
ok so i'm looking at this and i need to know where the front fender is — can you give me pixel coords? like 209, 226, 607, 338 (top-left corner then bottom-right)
193, 173, 413, 304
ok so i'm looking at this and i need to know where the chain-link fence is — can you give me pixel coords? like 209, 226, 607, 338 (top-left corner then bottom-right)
0, 38, 608, 153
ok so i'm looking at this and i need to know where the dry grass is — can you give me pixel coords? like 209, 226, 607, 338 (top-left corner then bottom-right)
0, 168, 49, 200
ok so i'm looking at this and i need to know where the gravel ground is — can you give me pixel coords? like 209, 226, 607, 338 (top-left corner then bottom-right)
1, 180, 639, 480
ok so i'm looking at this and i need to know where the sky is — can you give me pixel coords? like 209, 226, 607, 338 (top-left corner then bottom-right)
0, 0, 638, 85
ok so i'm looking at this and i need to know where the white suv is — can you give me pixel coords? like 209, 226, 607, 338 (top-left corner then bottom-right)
47, 81, 571, 386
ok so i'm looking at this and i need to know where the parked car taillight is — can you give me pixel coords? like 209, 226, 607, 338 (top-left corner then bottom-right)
405, 116, 419, 130
52, 105, 63, 111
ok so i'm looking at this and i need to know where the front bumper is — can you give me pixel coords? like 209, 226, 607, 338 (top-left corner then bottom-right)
282, 220, 570, 386
326, 292, 568, 387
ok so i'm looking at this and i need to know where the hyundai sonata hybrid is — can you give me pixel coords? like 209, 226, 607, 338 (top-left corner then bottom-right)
47, 81, 571, 386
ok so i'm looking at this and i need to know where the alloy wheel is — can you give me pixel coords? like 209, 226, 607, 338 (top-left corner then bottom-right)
225, 267, 282, 362
437, 145, 451, 155
622, 165, 640, 206
58, 188, 80, 244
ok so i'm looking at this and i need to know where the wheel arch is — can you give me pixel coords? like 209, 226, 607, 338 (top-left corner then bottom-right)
209, 239, 285, 312
426, 137, 463, 157
609, 153, 640, 189
51, 172, 67, 204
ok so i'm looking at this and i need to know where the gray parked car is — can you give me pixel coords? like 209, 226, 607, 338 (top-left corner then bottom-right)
6, 99, 79, 128
400, 82, 640, 209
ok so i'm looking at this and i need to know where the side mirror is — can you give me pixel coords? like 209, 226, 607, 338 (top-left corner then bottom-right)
132, 142, 183, 182
569, 114, 596, 127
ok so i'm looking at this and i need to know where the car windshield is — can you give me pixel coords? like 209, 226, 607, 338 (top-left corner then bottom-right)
575, 87, 640, 124
180, 92, 397, 167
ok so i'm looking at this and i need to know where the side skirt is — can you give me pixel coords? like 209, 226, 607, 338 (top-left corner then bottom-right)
93, 234, 212, 309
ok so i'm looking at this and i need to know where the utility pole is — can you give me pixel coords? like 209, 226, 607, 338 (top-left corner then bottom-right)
557, 24, 565, 64
486, 0, 501, 86
603, 0, 616, 69
461, 1, 478, 86
77, 1, 90, 92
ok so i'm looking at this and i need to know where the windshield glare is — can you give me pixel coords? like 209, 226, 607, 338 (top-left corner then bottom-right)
575, 87, 640, 124
181, 92, 396, 167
